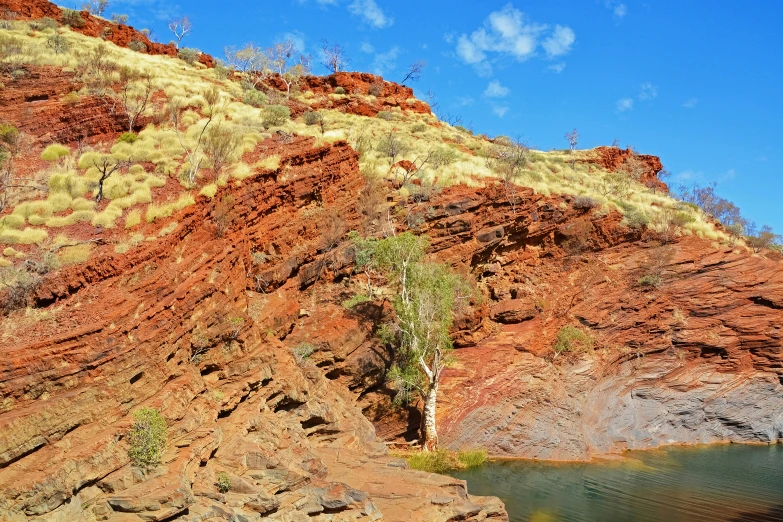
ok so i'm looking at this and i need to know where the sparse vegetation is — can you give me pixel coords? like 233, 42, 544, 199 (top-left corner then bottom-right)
178, 47, 198, 65
127, 407, 167, 469
215, 472, 231, 493
553, 325, 594, 358
40, 144, 70, 162
293, 342, 315, 364
405, 448, 487, 473
262, 105, 290, 127
61, 10, 85, 28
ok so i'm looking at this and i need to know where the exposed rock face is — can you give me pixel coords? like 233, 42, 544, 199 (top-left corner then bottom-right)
436, 240, 783, 460
0, 139, 506, 521
590, 146, 668, 192
0, 66, 132, 145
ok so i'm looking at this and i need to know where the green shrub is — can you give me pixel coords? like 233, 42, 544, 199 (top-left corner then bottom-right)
117, 132, 138, 144
215, 472, 231, 493
242, 89, 267, 107
376, 111, 393, 121
411, 123, 428, 133
213, 61, 229, 80
61, 9, 85, 28
334, 86, 347, 95
178, 47, 198, 65
128, 40, 146, 53
111, 13, 129, 25
292, 342, 315, 364
303, 110, 323, 126
553, 325, 594, 357
40, 144, 70, 162
342, 294, 370, 309
127, 407, 167, 469
262, 105, 290, 127
638, 274, 663, 288
31, 17, 59, 30
624, 208, 649, 229
457, 449, 488, 469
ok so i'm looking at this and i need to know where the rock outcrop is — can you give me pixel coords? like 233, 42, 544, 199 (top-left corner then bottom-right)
0, 139, 506, 521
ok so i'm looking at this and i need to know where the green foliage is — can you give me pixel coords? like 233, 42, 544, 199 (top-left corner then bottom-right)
342, 293, 370, 309
127, 407, 167, 469
215, 472, 231, 493
334, 86, 347, 95
303, 110, 323, 126
213, 61, 229, 80
40, 143, 70, 162
376, 111, 393, 121
128, 40, 147, 53
553, 326, 594, 357
405, 448, 487, 473
638, 274, 664, 288
292, 342, 315, 364
117, 132, 138, 144
261, 105, 290, 127
352, 232, 469, 405
62, 9, 85, 28
47, 33, 69, 54
178, 47, 198, 65
457, 449, 488, 468
411, 123, 428, 133
406, 449, 454, 473
241, 88, 267, 107
31, 17, 59, 30
0, 123, 20, 147
624, 208, 649, 229
111, 13, 130, 25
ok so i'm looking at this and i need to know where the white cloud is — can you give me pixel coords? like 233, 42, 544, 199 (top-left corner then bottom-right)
639, 82, 658, 100
360, 42, 375, 54
616, 98, 634, 111
371, 46, 400, 76
349, 0, 393, 28
454, 4, 574, 70
675, 169, 705, 183
493, 106, 509, 118
605, 1, 628, 19
548, 62, 566, 73
455, 96, 475, 106
484, 80, 510, 98
719, 168, 737, 182
683, 98, 699, 108
542, 25, 575, 57
278, 31, 306, 53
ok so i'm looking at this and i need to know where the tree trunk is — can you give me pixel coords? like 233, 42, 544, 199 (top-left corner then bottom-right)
422, 380, 439, 451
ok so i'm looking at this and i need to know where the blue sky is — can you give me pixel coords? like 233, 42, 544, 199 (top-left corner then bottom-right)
59, 0, 783, 232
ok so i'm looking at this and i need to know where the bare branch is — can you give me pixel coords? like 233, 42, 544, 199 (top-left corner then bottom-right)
401, 60, 426, 85
167, 16, 191, 49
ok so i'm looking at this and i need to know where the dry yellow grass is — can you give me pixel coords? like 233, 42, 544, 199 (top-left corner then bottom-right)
0, 19, 730, 257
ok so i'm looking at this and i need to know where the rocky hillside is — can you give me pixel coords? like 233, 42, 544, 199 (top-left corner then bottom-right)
0, 1, 782, 520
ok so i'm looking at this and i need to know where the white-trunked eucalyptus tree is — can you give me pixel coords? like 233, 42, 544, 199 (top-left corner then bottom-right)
352, 231, 471, 451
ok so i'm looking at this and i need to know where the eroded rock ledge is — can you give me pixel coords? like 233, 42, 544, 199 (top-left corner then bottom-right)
0, 139, 506, 521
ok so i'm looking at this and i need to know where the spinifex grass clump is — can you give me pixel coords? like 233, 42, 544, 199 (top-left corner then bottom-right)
127, 407, 167, 469
405, 448, 488, 473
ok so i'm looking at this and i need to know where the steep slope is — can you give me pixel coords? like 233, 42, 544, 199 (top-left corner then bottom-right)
0, 3, 781, 520
0, 138, 506, 521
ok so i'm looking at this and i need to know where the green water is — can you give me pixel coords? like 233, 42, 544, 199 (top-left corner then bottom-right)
451, 445, 783, 522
